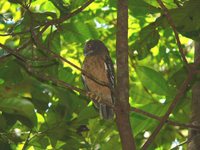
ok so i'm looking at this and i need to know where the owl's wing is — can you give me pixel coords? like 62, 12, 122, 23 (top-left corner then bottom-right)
104, 54, 115, 103
81, 75, 89, 91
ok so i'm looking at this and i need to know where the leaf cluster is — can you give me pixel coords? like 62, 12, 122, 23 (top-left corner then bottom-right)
0, 0, 199, 149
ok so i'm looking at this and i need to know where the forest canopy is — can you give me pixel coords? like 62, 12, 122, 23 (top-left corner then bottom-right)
0, 0, 200, 149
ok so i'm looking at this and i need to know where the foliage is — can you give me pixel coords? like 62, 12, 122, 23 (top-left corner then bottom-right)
0, 0, 199, 149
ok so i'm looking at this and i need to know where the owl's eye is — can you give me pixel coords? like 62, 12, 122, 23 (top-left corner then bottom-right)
87, 44, 92, 49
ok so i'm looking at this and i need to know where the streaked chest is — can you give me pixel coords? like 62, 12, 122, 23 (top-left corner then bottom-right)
82, 55, 108, 82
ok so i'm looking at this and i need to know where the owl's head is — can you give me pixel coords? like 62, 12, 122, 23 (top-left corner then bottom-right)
84, 40, 108, 56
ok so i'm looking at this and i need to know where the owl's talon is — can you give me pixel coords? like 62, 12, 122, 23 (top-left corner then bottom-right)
86, 92, 95, 99
86, 92, 102, 103
96, 96, 101, 103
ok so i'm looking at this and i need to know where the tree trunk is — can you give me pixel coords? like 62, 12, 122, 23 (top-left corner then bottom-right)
115, 0, 136, 149
188, 42, 200, 150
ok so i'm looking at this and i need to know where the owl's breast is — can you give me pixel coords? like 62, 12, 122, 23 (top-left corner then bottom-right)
82, 55, 111, 99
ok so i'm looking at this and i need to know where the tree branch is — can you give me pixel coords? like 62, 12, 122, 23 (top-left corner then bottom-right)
141, 1, 199, 149
131, 107, 200, 131
141, 74, 193, 149
27, 63, 114, 107
115, 0, 136, 149
188, 42, 200, 149
30, 30, 111, 90
0, 0, 94, 37
171, 134, 200, 150
0, 43, 114, 108
156, 0, 190, 70
22, 129, 32, 150
39, 0, 94, 34
0, 43, 27, 62
0, 27, 38, 37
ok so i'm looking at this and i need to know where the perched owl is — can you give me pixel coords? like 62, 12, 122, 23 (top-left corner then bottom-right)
82, 40, 115, 119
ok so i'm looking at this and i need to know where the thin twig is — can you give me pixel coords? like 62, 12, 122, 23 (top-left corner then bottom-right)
30, 30, 110, 88
22, 129, 32, 150
170, 139, 188, 150
0, 43, 27, 62
33, 67, 111, 106
0, 54, 11, 61
0, 27, 38, 37
141, 0, 196, 149
28, 7, 110, 89
0, 43, 114, 108
0, 0, 94, 37
170, 134, 200, 150
131, 107, 200, 130
39, 0, 94, 34
156, 0, 190, 70
141, 74, 193, 149
0, 39, 32, 62
17, 39, 32, 51
173, 0, 182, 8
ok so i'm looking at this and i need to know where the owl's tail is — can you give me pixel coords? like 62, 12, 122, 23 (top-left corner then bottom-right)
99, 104, 114, 119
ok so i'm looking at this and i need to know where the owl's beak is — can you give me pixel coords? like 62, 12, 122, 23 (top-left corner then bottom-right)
84, 49, 94, 56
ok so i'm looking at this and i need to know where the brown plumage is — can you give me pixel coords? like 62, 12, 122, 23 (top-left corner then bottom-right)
82, 40, 115, 119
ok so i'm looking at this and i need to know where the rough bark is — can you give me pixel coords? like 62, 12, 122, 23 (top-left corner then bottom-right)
188, 42, 200, 150
115, 0, 136, 149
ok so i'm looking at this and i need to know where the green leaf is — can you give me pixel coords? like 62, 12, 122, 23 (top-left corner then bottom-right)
172, 96, 190, 123
61, 22, 98, 43
54, 87, 87, 115
0, 142, 11, 150
30, 82, 54, 113
131, 25, 160, 59
32, 12, 57, 24
71, 0, 85, 8
0, 60, 23, 84
45, 108, 62, 126
169, 66, 188, 88
8, 0, 23, 4
129, 0, 160, 17
0, 14, 5, 24
58, 67, 75, 83
143, 0, 177, 9
0, 78, 4, 85
2, 113, 17, 129
49, 0, 70, 14
131, 102, 169, 135
101, 135, 120, 150
76, 106, 98, 124
0, 114, 7, 130
47, 31, 61, 53
136, 66, 169, 95
131, 113, 156, 136
156, 0, 200, 40
62, 23, 85, 43
0, 98, 37, 127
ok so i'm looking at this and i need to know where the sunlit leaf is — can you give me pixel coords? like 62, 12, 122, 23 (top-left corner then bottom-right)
131, 25, 160, 59
136, 66, 169, 95
156, 0, 200, 40
49, 0, 70, 14
0, 78, 4, 84
169, 66, 188, 88
0, 98, 37, 127
0, 0, 197, 149
76, 106, 98, 124
0, 60, 23, 84
129, 0, 160, 17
